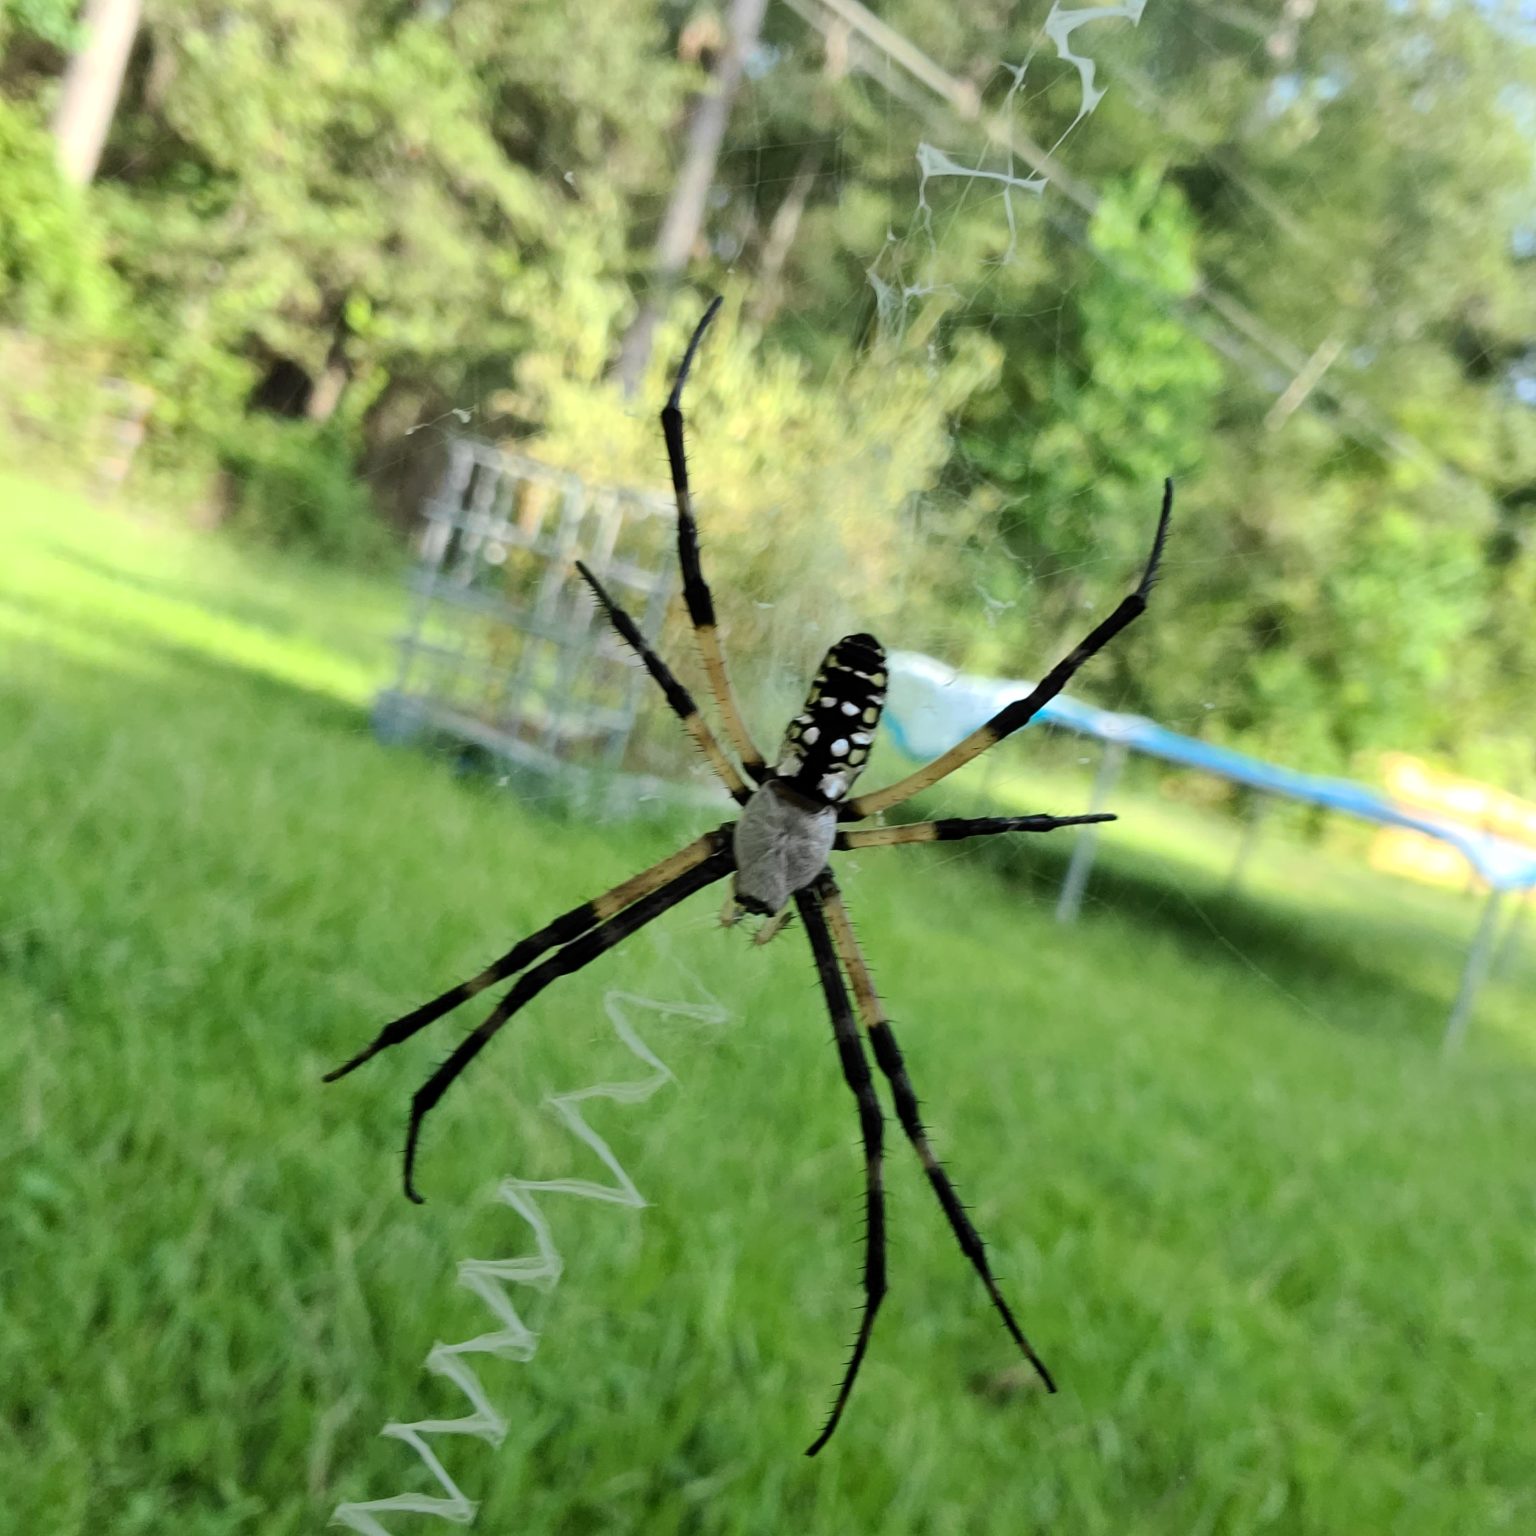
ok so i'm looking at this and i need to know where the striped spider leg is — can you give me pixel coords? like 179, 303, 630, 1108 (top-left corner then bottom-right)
325, 829, 737, 1202
725, 626, 1090, 1455
661, 296, 768, 784
577, 560, 751, 807
794, 878, 887, 1456
834, 812, 1115, 851
324, 568, 755, 1202
798, 871, 1057, 1456
842, 477, 1174, 822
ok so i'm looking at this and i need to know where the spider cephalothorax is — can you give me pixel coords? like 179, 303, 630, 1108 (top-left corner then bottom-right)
325, 296, 1173, 1456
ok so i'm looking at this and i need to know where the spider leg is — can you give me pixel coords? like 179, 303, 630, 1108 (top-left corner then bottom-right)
661, 299, 769, 783
815, 871, 1058, 1395
402, 845, 735, 1202
843, 479, 1173, 820
323, 827, 733, 1084
835, 812, 1114, 851
576, 562, 750, 805
795, 881, 887, 1458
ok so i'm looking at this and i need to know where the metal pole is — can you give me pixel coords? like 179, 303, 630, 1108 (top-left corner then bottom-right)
1442, 887, 1506, 1054
1056, 739, 1127, 924
1225, 793, 1269, 895
1491, 890, 1532, 979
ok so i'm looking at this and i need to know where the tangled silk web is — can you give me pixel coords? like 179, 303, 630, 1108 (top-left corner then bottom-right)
869, 0, 1147, 329
333, 5, 1147, 1527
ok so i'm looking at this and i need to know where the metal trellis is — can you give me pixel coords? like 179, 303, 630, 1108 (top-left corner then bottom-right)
374, 438, 692, 806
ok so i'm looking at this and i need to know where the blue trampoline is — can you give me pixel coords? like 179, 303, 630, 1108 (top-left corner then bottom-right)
885, 651, 1536, 1046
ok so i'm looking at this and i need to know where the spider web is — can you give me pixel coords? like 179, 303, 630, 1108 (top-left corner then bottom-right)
816, 1, 1362, 1043
328, 2, 1535, 1526
330, 9, 1168, 1527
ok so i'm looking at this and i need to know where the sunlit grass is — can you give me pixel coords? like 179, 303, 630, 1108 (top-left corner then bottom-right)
2, 472, 1534, 1534
0, 469, 403, 705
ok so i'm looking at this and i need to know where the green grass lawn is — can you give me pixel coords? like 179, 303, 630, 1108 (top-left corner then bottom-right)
3, 469, 1534, 1534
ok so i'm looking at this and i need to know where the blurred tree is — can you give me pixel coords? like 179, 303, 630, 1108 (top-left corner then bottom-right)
951, 169, 1221, 695
0, 97, 117, 333
523, 291, 1002, 707
715, 0, 1536, 771
613, 0, 767, 395
1, 0, 79, 50
50, 0, 141, 185
3, 0, 1535, 774
96, 0, 683, 438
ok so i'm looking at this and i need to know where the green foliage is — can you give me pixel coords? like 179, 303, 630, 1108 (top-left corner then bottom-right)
737, 0, 1536, 774
522, 293, 1001, 707
0, 99, 124, 460
0, 98, 118, 335
1, 0, 79, 49
956, 172, 1222, 689
1167, 442, 1491, 771
5, 0, 1536, 773
217, 417, 393, 566
90, 0, 682, 450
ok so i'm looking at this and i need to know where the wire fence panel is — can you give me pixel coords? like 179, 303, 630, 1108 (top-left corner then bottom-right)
377, 439, 688, 803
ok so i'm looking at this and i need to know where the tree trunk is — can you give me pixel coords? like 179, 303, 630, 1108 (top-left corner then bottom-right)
613, 0, 768, 397
306, 337, 351, 424
51, 0, 143, 186
748, 146, 823, 328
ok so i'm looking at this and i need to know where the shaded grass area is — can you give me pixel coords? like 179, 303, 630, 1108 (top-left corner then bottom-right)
2, 473, 1534, 1534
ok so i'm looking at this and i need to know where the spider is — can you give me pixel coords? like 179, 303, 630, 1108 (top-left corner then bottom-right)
325, 297, 1174, 1457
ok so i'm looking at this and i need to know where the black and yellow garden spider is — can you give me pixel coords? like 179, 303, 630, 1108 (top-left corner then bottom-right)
325, 297, 1173, 1456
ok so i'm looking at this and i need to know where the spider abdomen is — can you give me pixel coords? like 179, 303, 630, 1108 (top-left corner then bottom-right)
772, 633, 887, 805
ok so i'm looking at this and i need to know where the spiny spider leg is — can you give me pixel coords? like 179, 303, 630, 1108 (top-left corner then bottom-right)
576, 561, 749, 805
816, 872, 1058, 1395
402, 845, 736, 1202
796, 881, 887, 1458
661, 298, 768, 783
844, 478, 1173, 820
323, 828, 733, 1084
834, 812, 1115, 851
